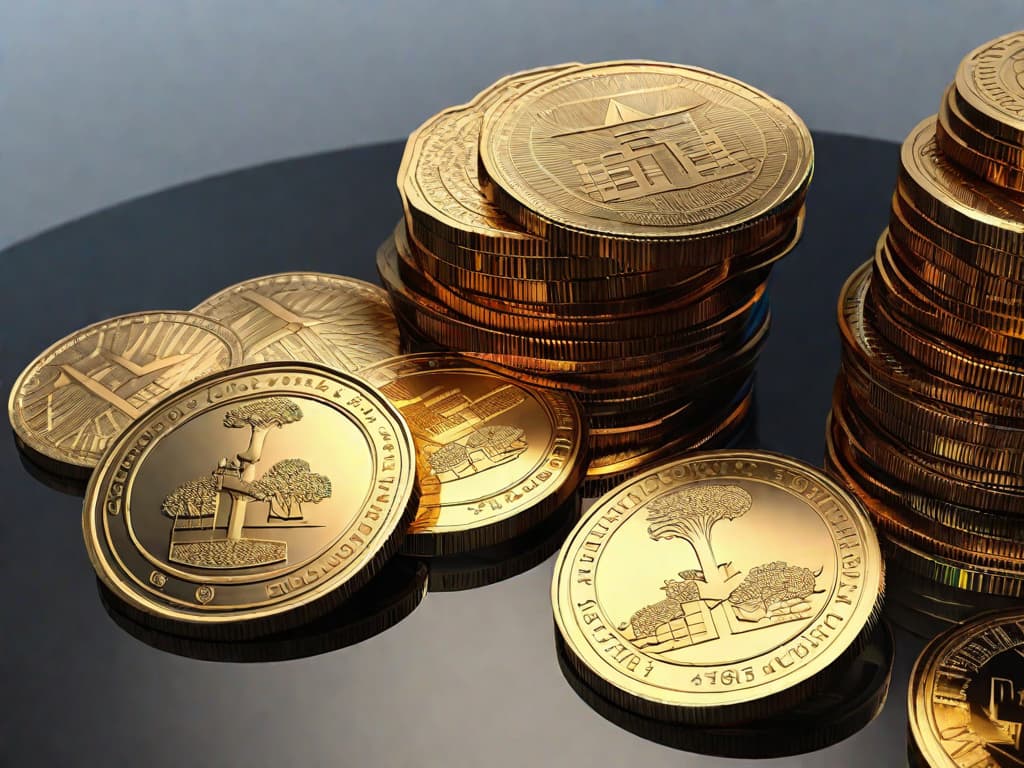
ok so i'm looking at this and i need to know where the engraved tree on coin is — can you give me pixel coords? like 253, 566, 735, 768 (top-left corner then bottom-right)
619, 485, 822, 654
162, 397, 332, 569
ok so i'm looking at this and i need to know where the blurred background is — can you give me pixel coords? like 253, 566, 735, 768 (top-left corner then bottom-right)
3, 0, 1022, 249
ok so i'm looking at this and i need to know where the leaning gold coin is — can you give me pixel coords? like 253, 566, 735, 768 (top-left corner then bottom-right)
553, 449, 883, 725
479, 61, 812, 265
193, 272, 400, 371
82, 362, 418, 637
358, 353, 587, 555
910, 607, 1024, 767
9, 311, 243, 477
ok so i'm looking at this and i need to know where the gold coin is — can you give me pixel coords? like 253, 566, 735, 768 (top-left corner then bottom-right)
882, 533, 1024, 598
873, 232, 1024, 356
909, 608, 1024, 767
82, 362, 418, 637
948, 84, 1024, 166
554, 449, 883, 724
398, 65, 578, 259
9, 311, 243, 476
826, 410, 1024, 568
938, 88, 1024, 192
99, 557, 428, 662
358, 353, 587, 555
898, 117, 1024, 253
838, 260, 1024, 418
193, 272, 400, 370
556, 624, 892, 759
954, 31, 1024, 143
827, 402, 1024, 546
479, 61, 811, 265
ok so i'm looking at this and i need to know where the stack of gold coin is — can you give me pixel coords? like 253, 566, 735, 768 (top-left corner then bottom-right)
552, 451, 886, 749
826, 32, 1024, 624
386, 62, 812, 495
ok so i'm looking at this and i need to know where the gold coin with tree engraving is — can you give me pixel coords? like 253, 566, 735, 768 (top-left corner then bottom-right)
359, 353, 587, 556
82, 362, 417, 637
479, 61, 812, 264
909, 608, 1024, 767
193, 272, 400, 370
9, 311, 243, 477
553, 450, 883, 725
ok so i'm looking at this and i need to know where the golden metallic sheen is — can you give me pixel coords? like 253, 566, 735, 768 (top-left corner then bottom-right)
358, 353, 586, 555
82, 362, 418, 636
954, 31, 1024, 144
193, 272, 400, 371
910, 609, 1024, 767
553, 450, 883, 725
9, 311, 243, 475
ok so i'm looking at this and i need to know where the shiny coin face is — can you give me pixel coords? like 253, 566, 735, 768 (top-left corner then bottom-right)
910, 608, 1024, 767
479, 61, 812, 250
82, 362, 417, 634
9, 311, 243, 474
553, 450, 883, 723
359, 353, 587, 555
955, 31, 1024, 141
193, 272, 400, 371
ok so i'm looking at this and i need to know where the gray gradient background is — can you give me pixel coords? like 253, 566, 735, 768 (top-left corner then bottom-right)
3, 1, 1024, 249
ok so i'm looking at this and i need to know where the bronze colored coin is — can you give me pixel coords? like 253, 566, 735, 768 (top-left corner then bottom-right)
193, 272, 400, 370
886, 217, 1024, 315
955, 31, 1024, 143
358, 353, 587, 556
426, 494, 581, 592
909, 608, 1024, 768
99, 557, 428, 662
826, 410, 1024, 568
866, 284, 1024, 398
398, 65, 578, 259
898, 117, 1024, 253
939, 88, 1024, 192
839, 261, 1024, 418
9, 311, 243, 476
554, 449, 883, 724
581, 387, 754, 499
397, 221, 768, 338
831, 391, 1024, 510
891, 190, 1024, 284
827, 402, 1024, 546
82, 362, 418, 637
555, 625, 892, 759
873, 233, 1024, 356
380, 234, 766, 361
946, 84, 1024, 167
479, 61, 812, 265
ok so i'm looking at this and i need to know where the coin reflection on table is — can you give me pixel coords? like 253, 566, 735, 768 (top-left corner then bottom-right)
98, 558, 428, 663
15, 441, 89, 497
556, 623, 892, 759
425, 495, 581, 592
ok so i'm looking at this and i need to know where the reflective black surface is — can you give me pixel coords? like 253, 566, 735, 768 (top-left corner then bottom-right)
2, 134, 929, 766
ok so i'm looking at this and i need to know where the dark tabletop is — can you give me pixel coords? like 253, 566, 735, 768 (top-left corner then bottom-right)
0, 133, 925, 767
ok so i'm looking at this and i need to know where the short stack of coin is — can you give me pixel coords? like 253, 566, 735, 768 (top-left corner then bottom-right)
826, 32, 1024, 621
385, 61, 812, 495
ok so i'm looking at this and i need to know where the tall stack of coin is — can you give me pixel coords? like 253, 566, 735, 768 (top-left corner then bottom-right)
826, 32, 1024, 624
386, 62, 812, 494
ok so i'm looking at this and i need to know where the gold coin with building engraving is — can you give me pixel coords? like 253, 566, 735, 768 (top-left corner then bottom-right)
554, 450, 883, 724
909, 608, 1024, 767
193, 272, 400, 370
954, 31, 1024, 144
358, 353, 587, 556
82, 362, 418, 637
479, 61, 812, 265
9, 311, 243, 477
